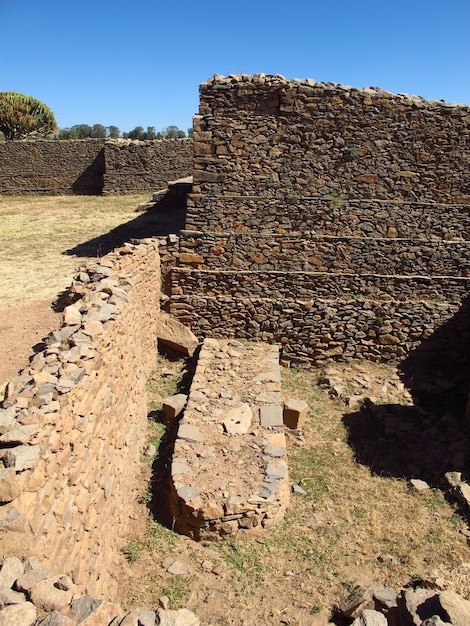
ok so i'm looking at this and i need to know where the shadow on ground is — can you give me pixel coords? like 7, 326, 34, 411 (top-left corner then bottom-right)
344, 296, 470, 487
63, 182, 189, 258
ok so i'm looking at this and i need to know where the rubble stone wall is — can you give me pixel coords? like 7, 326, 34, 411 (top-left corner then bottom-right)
169, 291, 470, 367
186, 197, 470, 240
0, 139, 105, 194
103, 139, 193, 194
0, 240, 161, 596
0, 138, 193, 195
177, 230, 470, 277
192, 74, 470, 205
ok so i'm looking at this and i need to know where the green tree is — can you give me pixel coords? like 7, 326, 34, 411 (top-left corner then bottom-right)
124, 126, 145, 140
91, 124, 106, 138
108, 125, 120, 138
0, 92, 56, 140
162, 125, 185, 139
144, 126, 157, 140
187, 127, 193, 138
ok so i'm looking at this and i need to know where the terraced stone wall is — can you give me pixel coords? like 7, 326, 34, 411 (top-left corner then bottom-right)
186, 197, 470, 240
177, 230, 470, 277
192, 74, 470, 205
0, 138, 193, 195
169, 284, 470, 366
0, 240, 161, 596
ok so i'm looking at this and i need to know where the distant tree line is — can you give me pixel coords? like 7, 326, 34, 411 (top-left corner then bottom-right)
56, 124, 193, 140
0, 92, 194, 141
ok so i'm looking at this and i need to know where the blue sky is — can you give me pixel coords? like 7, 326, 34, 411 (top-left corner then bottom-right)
1, 0, 469, 135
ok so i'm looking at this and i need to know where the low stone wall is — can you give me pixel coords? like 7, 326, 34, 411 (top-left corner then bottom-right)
0, 239, 161, 596
177, 230, 470, 277
0, 138, 193, 195
186, 196, 470, 241
169, 294, 470, 367
170, 338, 289, 539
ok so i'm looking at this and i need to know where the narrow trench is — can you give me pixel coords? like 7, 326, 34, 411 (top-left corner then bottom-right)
145, 343, 200, 530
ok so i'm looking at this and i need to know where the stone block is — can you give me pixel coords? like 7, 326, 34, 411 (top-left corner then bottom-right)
260, 405, 283, 428
162, 394, 187, 420
283, 398, 308, 429
155, 312, 199, 357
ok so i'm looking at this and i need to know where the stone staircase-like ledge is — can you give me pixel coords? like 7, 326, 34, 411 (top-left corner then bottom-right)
170, 338, 289, 540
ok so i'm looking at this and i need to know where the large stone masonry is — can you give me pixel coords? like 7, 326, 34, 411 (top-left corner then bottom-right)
164, 75, 470, 369
170, 338, 289, 539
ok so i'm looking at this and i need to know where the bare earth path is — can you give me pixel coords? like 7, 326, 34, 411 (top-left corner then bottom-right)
0, 301, 60, 386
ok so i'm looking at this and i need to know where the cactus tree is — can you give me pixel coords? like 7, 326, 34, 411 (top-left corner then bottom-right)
0, 92, 57, 140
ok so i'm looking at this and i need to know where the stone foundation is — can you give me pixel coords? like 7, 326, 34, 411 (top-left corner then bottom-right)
170, 338, 289, 539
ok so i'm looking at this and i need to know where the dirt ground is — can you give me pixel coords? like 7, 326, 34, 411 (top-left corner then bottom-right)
0, 301, 61, 393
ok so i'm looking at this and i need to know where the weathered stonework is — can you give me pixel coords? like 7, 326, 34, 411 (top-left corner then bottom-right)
0, 240, 162, 596
192, 74, 470, 204
164, 75, 470, 369
170, 338, 289, 539
0, 138, 192, 195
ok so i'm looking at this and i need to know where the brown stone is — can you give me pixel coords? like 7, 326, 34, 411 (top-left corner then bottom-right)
283, 399, 308, 429
438, 590, 470, 626
155, 312, 199, 357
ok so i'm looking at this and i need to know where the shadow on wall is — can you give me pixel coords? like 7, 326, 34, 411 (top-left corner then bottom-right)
63, 183, 189, 258
71, 149, 105, 195
343, 296, 470, 487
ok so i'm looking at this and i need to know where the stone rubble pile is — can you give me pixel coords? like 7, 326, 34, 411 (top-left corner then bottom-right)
337, 582, 470, 626
0, 556, 200, 626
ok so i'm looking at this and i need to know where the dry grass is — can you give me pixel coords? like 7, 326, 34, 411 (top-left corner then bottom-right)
117, 360, 470, 624
0, 194, 149, 303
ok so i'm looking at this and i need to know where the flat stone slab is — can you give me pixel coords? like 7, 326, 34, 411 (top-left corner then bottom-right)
170, 338, 289, 539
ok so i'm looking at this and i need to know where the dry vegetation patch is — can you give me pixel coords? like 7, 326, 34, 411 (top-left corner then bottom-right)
0, 194, 149, 303
118, 359, 470, 625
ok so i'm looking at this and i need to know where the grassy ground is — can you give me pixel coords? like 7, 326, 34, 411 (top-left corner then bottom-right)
0, 194, 150, 303
119, 357, 470, 625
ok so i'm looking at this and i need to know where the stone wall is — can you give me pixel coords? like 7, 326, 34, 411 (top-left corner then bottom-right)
0, 139, 105, 195
165, 75, 470, 370
0, 239, 161, 596
103, 139, 193, 194
177, 230, 470, 277
186, 197, 470, 240
0, 138, 193, 195
169, 289, 470, 367
192, 74, 470, 205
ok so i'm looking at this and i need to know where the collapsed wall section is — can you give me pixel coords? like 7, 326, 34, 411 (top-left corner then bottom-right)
0, 240, 161, 596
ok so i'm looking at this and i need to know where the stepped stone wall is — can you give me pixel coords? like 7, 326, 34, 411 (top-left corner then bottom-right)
0, 138, 193, 195
0, 240, 161, 596
177, 230, 470, 276
186, 197, 470, 240
170, 289, 469, 366
192, 74, 470, 205
166, 75, 470, 369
